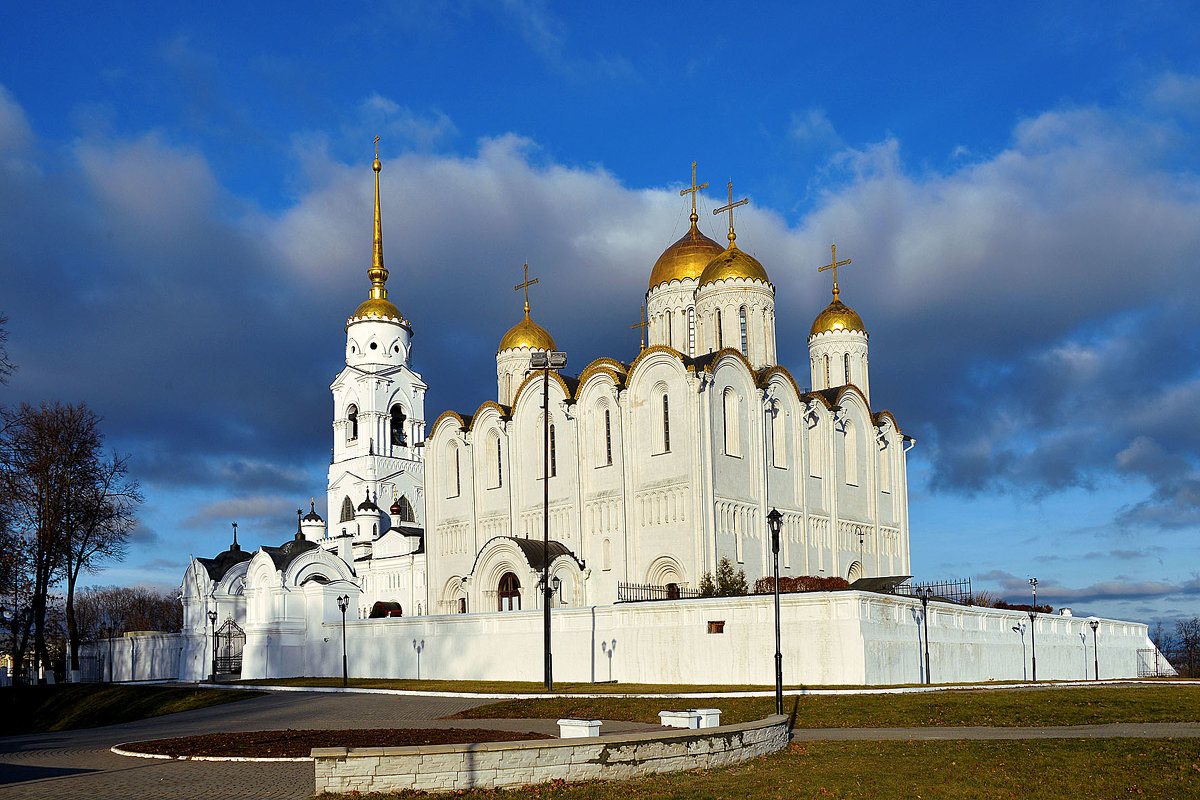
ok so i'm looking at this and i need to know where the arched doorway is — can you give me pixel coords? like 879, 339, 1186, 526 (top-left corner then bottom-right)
498, 572, 521, 611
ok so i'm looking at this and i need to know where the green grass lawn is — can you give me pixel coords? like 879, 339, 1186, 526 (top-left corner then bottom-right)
317, 738, 1200, 799
0, 684, 262, 736
452, 685, 1200, 728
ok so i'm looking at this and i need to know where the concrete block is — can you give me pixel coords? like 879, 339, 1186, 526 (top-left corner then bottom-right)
659, 710, 702, 728
693, 708, 722, 727
558, 718, 602, 738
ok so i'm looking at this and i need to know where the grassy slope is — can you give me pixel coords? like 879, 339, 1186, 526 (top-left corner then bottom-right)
319, 739, 1200, 800
453, 685, 1200, 728
0, 684, 261, 736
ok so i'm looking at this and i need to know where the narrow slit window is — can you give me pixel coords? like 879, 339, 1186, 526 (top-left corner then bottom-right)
549, 424, 557, 477
739, 307, 747, 355
844, 353, 851, 385
662, 394, 671, 452
604, 409, 612, 465
716, 309, 724, 349
688, 307, 696, 356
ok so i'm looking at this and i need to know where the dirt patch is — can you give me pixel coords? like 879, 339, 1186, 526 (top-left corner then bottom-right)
121, 727, 553, 758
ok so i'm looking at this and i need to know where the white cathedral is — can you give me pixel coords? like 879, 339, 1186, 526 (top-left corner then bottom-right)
176, 154, 937, 682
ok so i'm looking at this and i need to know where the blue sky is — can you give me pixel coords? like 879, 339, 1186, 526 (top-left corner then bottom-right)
2, 1, 1198, 625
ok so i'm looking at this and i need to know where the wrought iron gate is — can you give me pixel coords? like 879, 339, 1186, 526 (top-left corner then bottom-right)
215, 618, 245, 674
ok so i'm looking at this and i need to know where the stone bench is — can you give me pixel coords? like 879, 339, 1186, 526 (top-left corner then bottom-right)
557, 718, 602, 738
658, 708, 721, 729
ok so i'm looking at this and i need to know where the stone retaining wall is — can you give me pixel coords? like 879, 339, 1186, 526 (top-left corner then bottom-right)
312, 714, 790, 795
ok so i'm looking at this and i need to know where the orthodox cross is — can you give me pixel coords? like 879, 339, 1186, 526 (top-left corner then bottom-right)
630, 304, 649, 350
713, 180, 748, 245
374, 134, 380, 159
231, 521, 238, 548
818, 243, 852, 300
514, 262, 539, 314
679, 161, 708, 217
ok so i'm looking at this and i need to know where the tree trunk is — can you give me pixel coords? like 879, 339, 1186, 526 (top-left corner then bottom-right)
66, 573, 79, 672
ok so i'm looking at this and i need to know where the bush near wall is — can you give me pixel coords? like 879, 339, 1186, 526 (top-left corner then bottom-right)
753, 576, 850, 594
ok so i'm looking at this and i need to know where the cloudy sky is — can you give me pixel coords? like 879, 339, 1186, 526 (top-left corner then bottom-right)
2, 2, 1198, 624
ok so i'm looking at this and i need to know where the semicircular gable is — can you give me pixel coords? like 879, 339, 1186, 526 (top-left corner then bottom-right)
627, 345, 687, 376
286, 548, 357, 587
215, 561, 250, 595
871, 409, 903, 435
430, 410, 471, 437
759, 365, 804, 398
246, 550, 283, 589
467, 401, 510, 431
470, 537, 535, 589
577, 357, 628, 389
511, 369, 572, 413
707, 347, 757, 378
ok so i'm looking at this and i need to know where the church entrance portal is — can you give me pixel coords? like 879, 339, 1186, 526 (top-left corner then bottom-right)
498, 572, 521, 611
215, 618, 245, 674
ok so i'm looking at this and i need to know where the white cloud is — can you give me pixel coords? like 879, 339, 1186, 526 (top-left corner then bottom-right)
790, 107, 840, 147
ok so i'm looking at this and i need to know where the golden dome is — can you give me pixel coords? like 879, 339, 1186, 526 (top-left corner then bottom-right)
498, 311, 556, 353
648, 215, 725, 290
698, 244, 771, 287
351, 297, 406, 323
810, 297, 866, 337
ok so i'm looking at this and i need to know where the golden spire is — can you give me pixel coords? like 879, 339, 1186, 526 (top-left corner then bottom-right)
367, 135, 389, 302
818, 243, 852, 300
713, 180, 748, 248
630, 304, 649, 350
514, 261, 539, 316
680, 160, 709, 229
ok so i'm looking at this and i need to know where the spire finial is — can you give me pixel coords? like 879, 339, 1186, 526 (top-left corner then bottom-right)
367, 137, 389, 301
818, 243, 852, 301
713, 180, 748, 248
514, 262, 539, 316
231, 521, 239, 550
680, 161, 708, 227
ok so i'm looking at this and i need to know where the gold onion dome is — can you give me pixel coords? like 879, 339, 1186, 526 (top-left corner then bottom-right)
350, 148, 407, 325
810, 297, 866, 337
698, 244, 771, 287
648, 214, 725, 290
498, 311, 556, 353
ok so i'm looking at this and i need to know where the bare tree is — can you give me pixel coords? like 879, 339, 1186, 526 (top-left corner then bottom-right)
0, 402, 139, 683
1176, 617, 1200, 677
0, 312, 14, 385
62, 452, 140, 673
73, 586, 181, 640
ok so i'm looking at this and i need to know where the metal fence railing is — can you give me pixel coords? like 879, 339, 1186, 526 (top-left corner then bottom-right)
895, 578, 974, 605
617, 582, 703, 602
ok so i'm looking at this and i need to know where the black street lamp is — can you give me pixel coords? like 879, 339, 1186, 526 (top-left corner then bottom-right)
1089, 618, 1100, 681
207, 610, 218, 682
766, 508, 784, 715
1028, 577, 1038, 683
337, 595, 350, 687
918, 587, 931, 685
531, 348, 567, 692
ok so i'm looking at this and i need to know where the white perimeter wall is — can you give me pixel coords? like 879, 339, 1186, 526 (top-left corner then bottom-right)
89, 592, 1166, 686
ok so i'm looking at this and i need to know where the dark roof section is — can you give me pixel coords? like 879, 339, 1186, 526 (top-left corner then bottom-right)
302, 500, 324, 522
510, 537, 580, 572
357, 489, 380, 512
849, 575, 913, 594
196, 545, 253, 583
261, 537, 320, 571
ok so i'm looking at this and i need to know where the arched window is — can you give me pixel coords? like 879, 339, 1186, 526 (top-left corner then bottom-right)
549, 424, 557, 477
498, 572, 521, 611
844, 353, 851, 385
661, 393, 671, 453
809, 421, 823, 478
771, 408, 787, 468
486, 432, 502, 489
340, 496, 354, 523
347, 405, 359, 441
688, 307, 696, 356
396, 495, 415, 523
390, 404, 407, 447
844, 420, 858, 486
823, 355, 830, 388
739, 307, 748, 355
665, 310, 672, 348
604, 409, 613, 466
879, 441, 891, 494
723, 389, 740, 456
447, 444, 461, 498
602, 538, 612, 570
716, 309, 724, 349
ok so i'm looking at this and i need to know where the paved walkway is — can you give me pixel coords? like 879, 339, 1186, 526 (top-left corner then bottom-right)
4, 689, 1200, 800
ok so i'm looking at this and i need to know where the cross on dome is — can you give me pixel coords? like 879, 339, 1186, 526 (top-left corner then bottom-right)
818, 243, 852, 300
630, 304, 649, 350
713, 180, 748, 247
514, 262, 539, 315
680, 161, 709, 221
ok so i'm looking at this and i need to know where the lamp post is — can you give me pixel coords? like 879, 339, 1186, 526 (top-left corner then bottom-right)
857, 528, 864, 579
918, 587, 931, 685
207, 610, 218, 682
767, 508, 784, 715
1089, 618, 1100, 681
530, 348, 567, 692
1012, 622, 1026, 681
1028, 577, 1038, 683
337, 594, 350, 688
